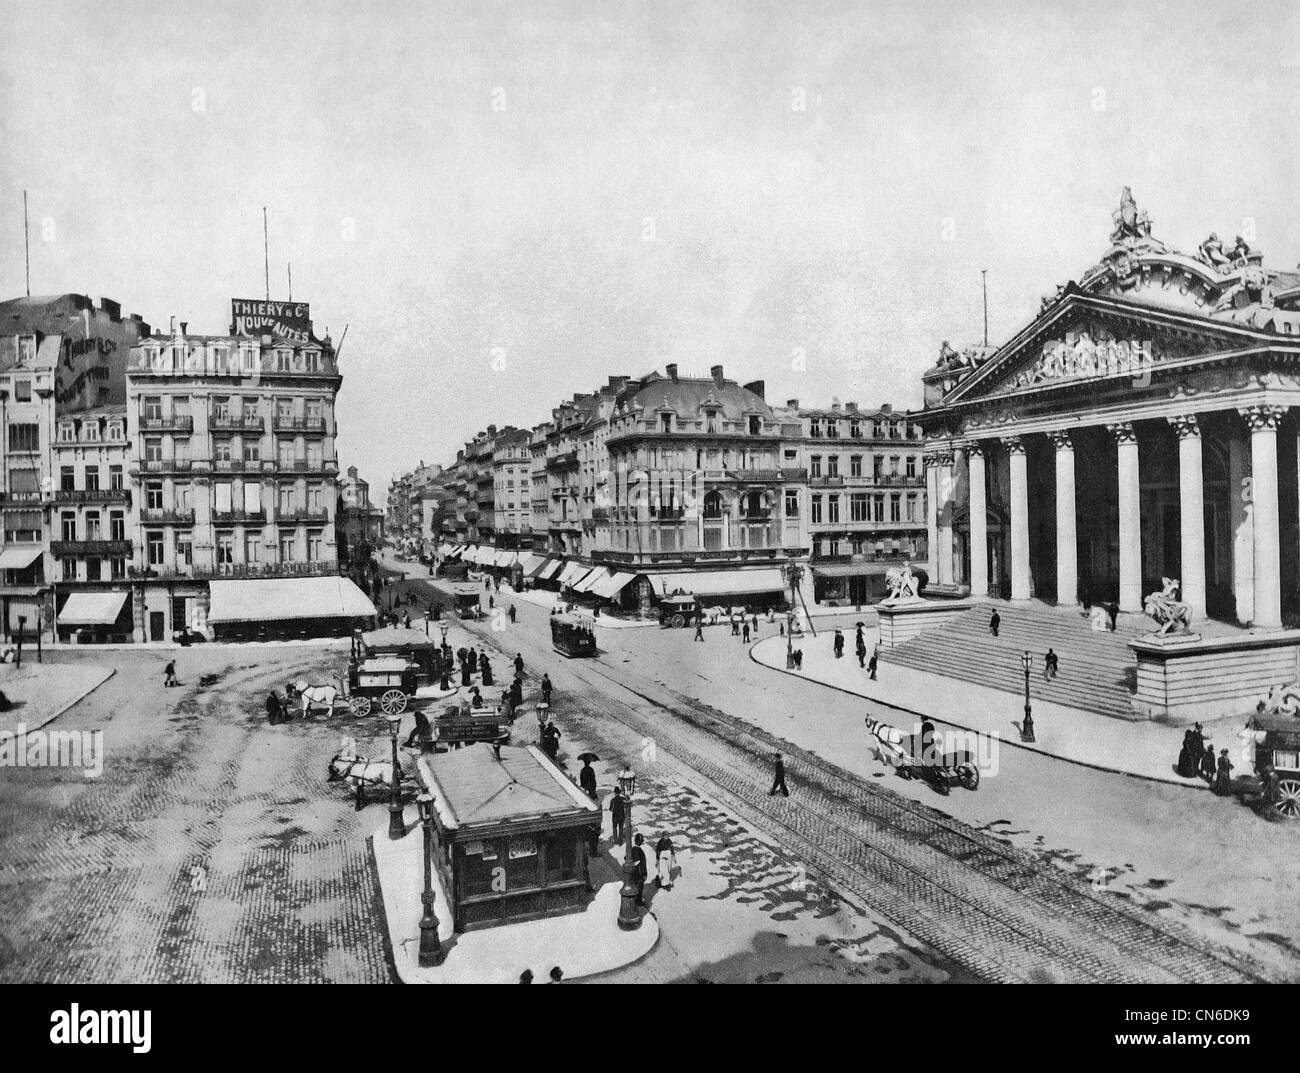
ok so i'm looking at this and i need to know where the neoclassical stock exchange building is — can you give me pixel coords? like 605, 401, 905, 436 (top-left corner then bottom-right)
915, 190, 1300, 722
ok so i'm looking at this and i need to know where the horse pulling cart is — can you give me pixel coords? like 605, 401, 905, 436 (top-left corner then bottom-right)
865, 716, 981, 796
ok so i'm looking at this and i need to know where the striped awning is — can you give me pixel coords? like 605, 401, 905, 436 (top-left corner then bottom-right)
647, 568, 786, 597
557, 561, 589, 586
537, 559, 563, 581
572, 567, 606, 593
589, 570, 637, 599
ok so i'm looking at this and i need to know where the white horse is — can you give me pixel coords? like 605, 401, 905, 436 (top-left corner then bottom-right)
326, 736, 400, 810
864, 716, 909, 766
287, 677, 344, 718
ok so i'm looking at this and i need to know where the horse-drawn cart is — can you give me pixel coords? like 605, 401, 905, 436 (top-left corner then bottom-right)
1250, 713, 1300, 819
865, 716, 981, 796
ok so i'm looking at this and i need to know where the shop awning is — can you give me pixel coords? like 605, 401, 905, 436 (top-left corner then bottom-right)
557, 561, 590, 586
57, 590, 129, 627
571, 567, 605, 593
811, 562, 894, 578
476, 547, 498, 566
648, 568, 786, 597
0, 546, 42, 570
536, 559, 563, 581
590, 570, 638, 599
518, 554, 544, 575
208, 576, 377, 624
494, 550, 518, 567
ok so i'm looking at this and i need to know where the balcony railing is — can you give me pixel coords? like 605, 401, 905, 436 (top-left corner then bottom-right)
50, 488, 131, 504
0, 490, 45, 503
210, 413, 265, 432
140, 414, 194, 432
271, 415, 327, 433
140, 508, 196, 524
275, 457, 338, 474
213, 509, 267, 524
809, 475, 846, 487
133, 458, 193, 474
51, 540, 132, 557
281, 508, 328, 523
546, 451, 579, 469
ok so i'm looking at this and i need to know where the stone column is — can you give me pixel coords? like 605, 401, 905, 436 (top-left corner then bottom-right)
1048, 430, 1077, 606
1241, 405, 1284, 629
1003, 436, 1031, 600
935, 451, 955, 585
925, 456, 939, 579
1168, 415, 1206, 621
1228, 435, 1254, 623
1106, 422, 1143, 612
966, 442, 988, 597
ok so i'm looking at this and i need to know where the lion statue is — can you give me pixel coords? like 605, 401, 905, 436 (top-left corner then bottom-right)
1143, 577, 1193, 636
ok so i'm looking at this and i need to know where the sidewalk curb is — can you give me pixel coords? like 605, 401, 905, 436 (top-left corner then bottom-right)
22, 667, 117, 733
747, 642, 1211, 792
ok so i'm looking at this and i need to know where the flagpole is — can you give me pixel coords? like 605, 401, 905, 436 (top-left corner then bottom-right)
263, 207, 270, 300
23, 191, 31, 297
981, 268, 988, 347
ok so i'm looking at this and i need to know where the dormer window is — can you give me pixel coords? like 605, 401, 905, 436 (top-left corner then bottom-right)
83, 421, 100, 442
850, 420, 862, 438
748, 416, 761, 435
106, 421, 124, 441
660, 413, 672, 434
17, 336, 36, 365
57, 422, 76, 444
809, 419, 822, 438
827, 421, 840, 439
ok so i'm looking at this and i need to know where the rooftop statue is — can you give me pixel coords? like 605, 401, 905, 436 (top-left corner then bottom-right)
1110, 186, 1153, 244
1197, 232, 1231, 269
882, 562, 922, 604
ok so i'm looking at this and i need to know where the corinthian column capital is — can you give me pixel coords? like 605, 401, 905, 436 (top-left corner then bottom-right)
1168, 414, 1201, 439
1239, 404, 1286, 433
1107, 421, 1138, 446
959, 440, 985, 459
1000, 435, 1025, 455
1046, 429, 1073, 451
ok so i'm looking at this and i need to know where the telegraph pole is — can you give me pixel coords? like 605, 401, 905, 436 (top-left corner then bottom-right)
981, 268, 989, 346
23, 191, 31, 297
263, 207, 270, 299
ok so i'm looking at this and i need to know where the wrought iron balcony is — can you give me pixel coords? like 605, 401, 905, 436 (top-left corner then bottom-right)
210, 413, 265, 432
271, 415, 327, 433
140, 414, 194, 432
141, 508, 196, 524
212, 509, 267, 524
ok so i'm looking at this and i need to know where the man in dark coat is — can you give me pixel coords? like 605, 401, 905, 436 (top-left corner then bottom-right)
579, 759, 597, 799
769, 752, 789, 796
833, 630, 844, 658
480, 656, 493, 686
461, 660, 473, 687
541, 674, 553, 704
509, 677, 524, 709
867, 649, 878, 680
855, 629, 867, 668
1199, 739, 1218, 781
631, 833, 648, 906
514, 652, 525, 677
989, 611, 1000, 637
508, 604, 517, 623
610, 786, 626, 842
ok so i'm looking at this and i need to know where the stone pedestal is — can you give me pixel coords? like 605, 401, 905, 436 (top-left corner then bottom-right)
876, 598, 976, 648
1130, 630, 1300, 723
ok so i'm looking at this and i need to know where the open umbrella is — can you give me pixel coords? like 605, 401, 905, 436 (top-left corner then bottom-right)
577, 752, 600, 764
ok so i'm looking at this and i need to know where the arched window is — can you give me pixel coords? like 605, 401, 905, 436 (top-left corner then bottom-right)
703, 491, 723, 519
744, 490, 764, 517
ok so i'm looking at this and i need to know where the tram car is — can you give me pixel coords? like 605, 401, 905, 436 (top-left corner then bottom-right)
551, 612, 597, 658
452, 583, 483, 620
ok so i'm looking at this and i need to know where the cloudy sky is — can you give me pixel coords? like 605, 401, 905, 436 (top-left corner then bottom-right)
1, 0, 1297, 490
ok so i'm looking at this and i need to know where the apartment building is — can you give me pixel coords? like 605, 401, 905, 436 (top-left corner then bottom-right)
775, 400, 928, 604
491, 427, 532, 546
126, 321, 342, 641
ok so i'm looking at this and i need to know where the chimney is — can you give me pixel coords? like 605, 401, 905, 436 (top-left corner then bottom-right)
830, 399, 842, 412
179, 321, 188, 336
881, 403, 893, 414
665, 363, 678, 381
743, 379, 765, 399
786, 398, 799, 409
710, 364, 724, 385
169, 315, 176, 335
846, 401, 858, 413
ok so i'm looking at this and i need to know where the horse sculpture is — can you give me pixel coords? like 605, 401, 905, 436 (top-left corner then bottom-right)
286, 677, 344, 718
1258, 682, 1300, 719
326, 736, 403, 810
1143, 577, 1193, 636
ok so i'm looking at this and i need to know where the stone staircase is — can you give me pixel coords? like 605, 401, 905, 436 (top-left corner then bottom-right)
879, 601, 1148, 720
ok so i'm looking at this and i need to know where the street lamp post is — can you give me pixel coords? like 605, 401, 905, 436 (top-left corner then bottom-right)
15, 615, 25, 669
1020, 650, 1036, 742
415, 792, 445, 967
387, 713, 406, 839
616, 766, 642, 930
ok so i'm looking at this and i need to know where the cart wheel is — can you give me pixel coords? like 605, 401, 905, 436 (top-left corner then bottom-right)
1275, 779, 1300, 818
931, 774, 951, 796
381, 689, 408, 715
671, 613, 685, 628
350, 695, 372, 717
958, 764, 981, 791
897, 766, 913, 780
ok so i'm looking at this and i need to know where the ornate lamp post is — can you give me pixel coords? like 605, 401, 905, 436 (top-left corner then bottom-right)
15, 615, 25, 669
1020, 650, 1036, 742
415, 792, 445, 967
616, 765, 642, 930
387, 713, 406, 839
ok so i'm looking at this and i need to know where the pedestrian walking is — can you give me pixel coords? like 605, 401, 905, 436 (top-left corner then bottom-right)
867, 649, 878, 680
1106, 601, 1119, 632
541, 673, 553, 704
508, 604, 517, 623
610, 786, 626, 842
989, 610, 1000, 637
793, 649, 803, 670
509, 677, 524, 709
768, 752, 789, 796
833, 629, 844, 659
631, 833, 648, 905
856, 634, 867, 668
480, 656, 494, 686
1199, 738, 1218, 782
742, 623, 751, 643
1044, 648, 1059, 680
731, 616, 740, 637
752, 613, 759, 634
694, 617, 705, 642
402, 611, 411, 629
164, 660, 178, 688
1214, 749, 1234, 796
461, 661, 472, 687
579, 758, 597, 799
514, 652, 525, 678
654, 833, 677, 889
489, 595, 495, 609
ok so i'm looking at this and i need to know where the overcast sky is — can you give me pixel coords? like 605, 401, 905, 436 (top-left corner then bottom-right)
2, 0, 1297, 492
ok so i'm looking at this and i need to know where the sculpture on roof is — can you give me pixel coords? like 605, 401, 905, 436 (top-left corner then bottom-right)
1110, 187, 1153, 244
1197, 232, 1231, 269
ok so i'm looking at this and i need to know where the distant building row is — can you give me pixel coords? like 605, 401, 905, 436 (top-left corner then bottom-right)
389, 364, 927, 608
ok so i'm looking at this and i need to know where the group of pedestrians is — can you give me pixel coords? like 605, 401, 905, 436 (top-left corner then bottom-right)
1176, 721, 1234, 794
